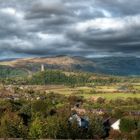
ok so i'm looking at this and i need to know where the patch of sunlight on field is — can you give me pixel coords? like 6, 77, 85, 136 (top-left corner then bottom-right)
79, 93, 140, 100
95, 86, 119, 92
46, 86, 94, 95
75, 87, 93, 93
75, 86, 121, 93
46, 87, 74, 95
45, 85, 140, 100
133, 85, 140, 90
132, 83, 140, 86
49, 90, 140, 100
0, 62, 13, 66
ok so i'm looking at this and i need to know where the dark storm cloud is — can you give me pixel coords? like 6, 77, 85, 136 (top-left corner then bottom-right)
25, 0, 71, 19
0, 0, 140, 58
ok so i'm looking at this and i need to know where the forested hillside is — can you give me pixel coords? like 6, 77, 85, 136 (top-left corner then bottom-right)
0, 65, 28, 78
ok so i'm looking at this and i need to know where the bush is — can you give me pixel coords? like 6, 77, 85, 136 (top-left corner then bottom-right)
0, 112, 28, 138
67, 95, 84, 106
28, 108, 105, 139
132, 129, 140, 140
96, 97, 106, 104
31, 99, 54, 117
29, 117, 44, 138
109, 130, 122, 140
120, 116, 139, 133
112, 107, 124, 118
19, 103, 31, 126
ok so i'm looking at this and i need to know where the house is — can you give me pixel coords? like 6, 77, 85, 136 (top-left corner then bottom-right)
111, 119, 120, 130
68, 113, 89, 129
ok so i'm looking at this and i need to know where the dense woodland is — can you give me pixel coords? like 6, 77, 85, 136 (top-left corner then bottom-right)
0, 66, 28, 78
0, 68, 139, 86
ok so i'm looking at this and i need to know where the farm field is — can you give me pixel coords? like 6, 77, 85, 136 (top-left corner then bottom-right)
19, 84, 140, 100
45, 86, 140, 99
1, 84, 140, 100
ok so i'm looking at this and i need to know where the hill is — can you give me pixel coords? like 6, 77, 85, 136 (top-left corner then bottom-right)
0, 56, 140, 76
0, 56, 96, 73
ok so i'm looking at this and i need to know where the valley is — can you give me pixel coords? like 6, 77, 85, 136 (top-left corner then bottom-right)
0, 56, 139, 139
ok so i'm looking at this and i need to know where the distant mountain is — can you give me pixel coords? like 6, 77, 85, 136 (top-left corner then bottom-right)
92, 57, 140, 76
0, 58, 19, 62
0, 56, 140, 76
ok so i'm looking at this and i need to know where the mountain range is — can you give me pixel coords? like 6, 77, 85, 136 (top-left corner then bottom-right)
0, 56, 140, 76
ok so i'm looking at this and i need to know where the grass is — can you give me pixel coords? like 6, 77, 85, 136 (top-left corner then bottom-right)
4, 84, 139, 100
43, 85, 140, 100
133, 85, 140, 90
78, 93, 140, 100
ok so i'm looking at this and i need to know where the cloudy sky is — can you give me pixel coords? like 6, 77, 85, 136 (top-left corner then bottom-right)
0, 0, 140, 59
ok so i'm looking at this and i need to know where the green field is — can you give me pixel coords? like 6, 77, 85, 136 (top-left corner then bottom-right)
79, 93, 140, 100
43, 85, 140, 100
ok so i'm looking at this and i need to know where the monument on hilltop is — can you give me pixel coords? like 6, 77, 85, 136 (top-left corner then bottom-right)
41, 64, 45, 72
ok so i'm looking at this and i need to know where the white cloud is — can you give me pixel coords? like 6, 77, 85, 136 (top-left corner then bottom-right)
1, 7, 16, 15
0, 7, 24, 19
37, 32, 66, 44
37, 32, 49, 40
75, 15, 140, 32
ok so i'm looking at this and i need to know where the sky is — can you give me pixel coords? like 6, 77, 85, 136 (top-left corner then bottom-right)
0, 0, 140, 59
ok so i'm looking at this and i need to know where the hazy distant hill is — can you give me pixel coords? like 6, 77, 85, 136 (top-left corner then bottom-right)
92, 57, 140, 76
0, 56, 140, 76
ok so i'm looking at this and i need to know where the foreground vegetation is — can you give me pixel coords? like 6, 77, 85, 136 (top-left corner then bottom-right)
0, 92, 139, 139
0, 69, 139, 139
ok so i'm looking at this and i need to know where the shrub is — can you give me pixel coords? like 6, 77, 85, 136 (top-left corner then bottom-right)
0, 112, 27, 138
68, 95, 84, 106
112, 107, 124, 118
31, 99, 54, 117
132, 129, 140, 140
109, 130, 122, 140
120, 116, 139, 133
19, 103, 31, 126
29, 117, 44, 138
96, 97, 106, 104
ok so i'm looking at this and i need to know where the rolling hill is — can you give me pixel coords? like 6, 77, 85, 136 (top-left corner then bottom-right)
0, 56, 140, 76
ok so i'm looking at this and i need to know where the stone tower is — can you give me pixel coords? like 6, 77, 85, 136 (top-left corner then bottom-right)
41, 64, 45, 72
